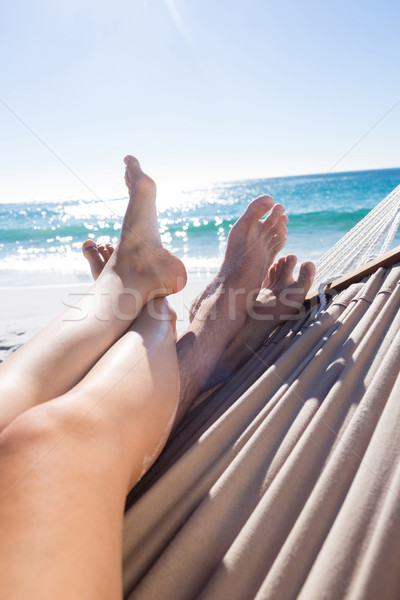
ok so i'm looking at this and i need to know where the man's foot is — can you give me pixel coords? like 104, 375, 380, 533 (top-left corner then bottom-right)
174, 195, 289, 423
84, 192, 286, 308
82, 194, 292, 425
207, 254, 315, 384
82, 247, 314, 377
190, 195, 288, 320
99, 156, 187, 299
83, 194, 288, 336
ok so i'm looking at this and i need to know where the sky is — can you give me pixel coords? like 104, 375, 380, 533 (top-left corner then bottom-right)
0, 0, 399, 203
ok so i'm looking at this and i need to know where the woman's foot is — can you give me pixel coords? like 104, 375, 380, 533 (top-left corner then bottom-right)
82, 242, 114, 280
0, 157, 187, 433
82, 245, 314, 374
81, 194, 297, 424
83, 192, 287, 309
83, 194, 290, 351
100, 156, 187, 300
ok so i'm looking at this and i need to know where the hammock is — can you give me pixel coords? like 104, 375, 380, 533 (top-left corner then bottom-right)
313, 184, 400, 290
122, 186, 400, 600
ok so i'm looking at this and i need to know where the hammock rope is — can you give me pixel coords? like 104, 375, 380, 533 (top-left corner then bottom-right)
313, 184, 400, 300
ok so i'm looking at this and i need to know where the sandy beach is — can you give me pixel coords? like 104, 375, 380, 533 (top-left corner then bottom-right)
0, 275, 212, 363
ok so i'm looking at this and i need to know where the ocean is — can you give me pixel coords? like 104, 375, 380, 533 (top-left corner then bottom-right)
1, 168, 399, 287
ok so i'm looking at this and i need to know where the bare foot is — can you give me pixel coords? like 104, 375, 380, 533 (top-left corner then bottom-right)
81, 197, 294, 424
190, 195, 288, 320
83, 244, 315, 388
82, 241, 114, 280
98, 156, 187, 298
84, 192, 287, 310
175, 195, 289, 424
82, 241, 181, 340
208, 254, 315, 384
83, 193, 288, 340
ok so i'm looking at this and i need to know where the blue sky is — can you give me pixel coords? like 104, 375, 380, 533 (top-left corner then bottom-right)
1, 0, 399, 203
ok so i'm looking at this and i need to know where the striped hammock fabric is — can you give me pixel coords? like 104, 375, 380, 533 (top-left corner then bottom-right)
122, 262, 400, 600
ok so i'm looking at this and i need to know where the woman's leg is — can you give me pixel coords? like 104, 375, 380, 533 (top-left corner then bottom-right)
83, 246, 316, 395
81, 203, 302, 425
0, 156, 186, 432
0, 299, 178, 600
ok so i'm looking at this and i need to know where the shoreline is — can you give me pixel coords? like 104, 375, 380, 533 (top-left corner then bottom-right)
0, 276, 212, 363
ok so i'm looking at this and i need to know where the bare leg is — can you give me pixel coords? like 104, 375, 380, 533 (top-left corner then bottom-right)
80, 203, 293, 425
175, 195, 288, 424
0, 157, 186, 431
0, 299, 179, 600
82, 248, 315, 412
207, 254, 315, 384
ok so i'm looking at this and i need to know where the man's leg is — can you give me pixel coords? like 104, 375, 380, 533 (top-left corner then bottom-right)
175, 194, 289, 423
81, 243, 315, 428
206, 254, 315, 385
80, 208, 313, 426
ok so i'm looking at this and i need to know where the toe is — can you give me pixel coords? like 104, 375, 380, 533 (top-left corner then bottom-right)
285, 254, 297, 271
124, 155, 153, 194
297, 261, 316, 294
124, 155, 141, 171
263, 204, 286, 231
98, 245, 111, 261
275, 257, 285, 281
262, 262, 276, 288
280, 254, 297, 286
242, 195, 275, 221
82, 240, 97, 256
281, 213, 289, 226
105, 243, 114, 256
270, 264, 277, 286
82, 240, 105, 280
273, 226, 288, 248
124, 155, 156, 195
270, 214, 289, 237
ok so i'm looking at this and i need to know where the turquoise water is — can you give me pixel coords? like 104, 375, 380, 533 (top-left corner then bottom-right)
1, 168, 399, 286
